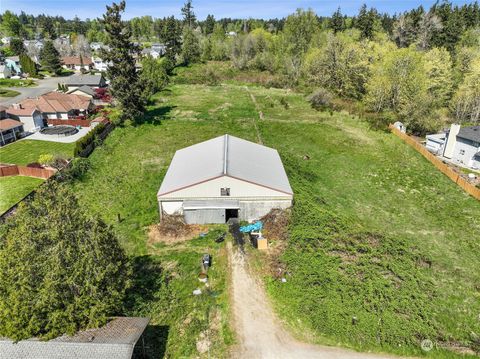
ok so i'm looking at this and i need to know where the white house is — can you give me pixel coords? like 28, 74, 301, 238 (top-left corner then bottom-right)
90, 42, 106, 52
427, 124, 480, 169
92, 56, 110, 72
444, 124, 480, 169
157, 134, 293, 224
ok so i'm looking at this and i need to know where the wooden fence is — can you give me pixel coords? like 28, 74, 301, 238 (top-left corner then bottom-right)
0, 164, 56, 179
389, 124, 480, 200
47, 119, 92, 127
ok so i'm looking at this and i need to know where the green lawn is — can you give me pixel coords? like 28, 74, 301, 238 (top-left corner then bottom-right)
0, 176, 44, 214
0, 140, 75, 165
72, 83, 480, 358
0, 88, 21, 97
0, 78, 36, 87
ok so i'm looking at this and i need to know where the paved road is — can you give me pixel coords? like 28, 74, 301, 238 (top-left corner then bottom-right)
0, 76, 70, 106
228, 243, 408, 359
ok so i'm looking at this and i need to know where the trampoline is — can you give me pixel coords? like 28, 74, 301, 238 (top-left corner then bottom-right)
40, 125, 79, 137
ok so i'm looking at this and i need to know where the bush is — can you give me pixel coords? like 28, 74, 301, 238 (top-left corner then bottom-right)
308, 88, 333, 110
74, 123, 107, 157
38, 154, 54, 166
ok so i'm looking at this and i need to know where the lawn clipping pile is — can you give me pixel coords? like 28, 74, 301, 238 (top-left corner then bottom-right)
71, 80, 479, 358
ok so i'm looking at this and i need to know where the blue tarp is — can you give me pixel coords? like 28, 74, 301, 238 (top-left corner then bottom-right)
239, 221, 263, 233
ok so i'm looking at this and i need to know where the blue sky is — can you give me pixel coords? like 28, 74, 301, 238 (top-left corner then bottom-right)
0, 0, 475, 20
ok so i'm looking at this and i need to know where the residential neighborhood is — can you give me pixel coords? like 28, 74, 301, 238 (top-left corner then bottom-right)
0, 1, 479, 359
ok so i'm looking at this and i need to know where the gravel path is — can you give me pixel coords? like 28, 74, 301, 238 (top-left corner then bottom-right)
228, 242, 405, 359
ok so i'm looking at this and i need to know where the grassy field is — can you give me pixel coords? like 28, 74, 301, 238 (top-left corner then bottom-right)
71, 82, 480, 358
0, 140, 75, 165
0, 176, 44, 213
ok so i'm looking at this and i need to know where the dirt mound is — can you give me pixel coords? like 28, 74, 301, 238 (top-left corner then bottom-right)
260, 208, 291, 242
148, 214, 207, 245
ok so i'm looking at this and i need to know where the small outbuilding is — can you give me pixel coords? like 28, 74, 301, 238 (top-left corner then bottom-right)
157, 134, 293, 224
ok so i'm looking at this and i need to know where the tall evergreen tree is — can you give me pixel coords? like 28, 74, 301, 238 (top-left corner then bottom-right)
9, 39, 26, 55
330, 7, 345, 33
355, 4, 378, 39
42, 17, 57, 39
164, 16, 181, 65
19, 53, 38, 77
180, 27, 201, 65
101, 1, 145, 122
181, 0, 196, 28
0, 182, 130, 341
204, 14, 215, 35
40, 40, 62, 75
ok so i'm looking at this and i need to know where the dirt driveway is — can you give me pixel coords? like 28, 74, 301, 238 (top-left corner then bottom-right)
228, 243, 404, 359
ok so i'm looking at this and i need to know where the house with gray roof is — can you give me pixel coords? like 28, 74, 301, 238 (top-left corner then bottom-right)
158, 134, 293, 224
0, 317, 149, 359
66, 74, 107, 90
427, 124, 480, 170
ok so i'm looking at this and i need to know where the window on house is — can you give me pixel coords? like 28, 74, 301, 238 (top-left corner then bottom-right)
459, 149, 465, 155
220, 188, 230, 196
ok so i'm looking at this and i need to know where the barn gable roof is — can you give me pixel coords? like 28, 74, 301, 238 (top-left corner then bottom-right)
158, 134, 293, 196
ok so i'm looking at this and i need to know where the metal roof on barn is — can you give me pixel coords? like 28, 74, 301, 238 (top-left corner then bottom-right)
158, 134, 293, 196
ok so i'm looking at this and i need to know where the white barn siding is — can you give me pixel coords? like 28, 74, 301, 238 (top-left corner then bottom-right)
158, 176, 292, 222
160, 176, 288, 199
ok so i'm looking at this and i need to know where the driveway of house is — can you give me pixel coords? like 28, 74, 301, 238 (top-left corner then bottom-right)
0, 76, 72, 106
26, 126, 92, 143
228, 242, 406, 359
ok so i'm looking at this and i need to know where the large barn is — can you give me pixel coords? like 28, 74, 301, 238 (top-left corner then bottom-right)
157, 134, 293, 224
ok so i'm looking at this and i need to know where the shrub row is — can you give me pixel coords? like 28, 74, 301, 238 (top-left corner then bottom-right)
74, 123, 106, 157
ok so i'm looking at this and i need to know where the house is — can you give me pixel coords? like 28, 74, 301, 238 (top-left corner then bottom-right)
5, 56, 22, 75
66, 74, 107, 90
68, 85, 95, 98
62, 56, 93, 71
0, 64, 12, 79
444, 124, 480, 169
157, 134, 293, 224
90, 42, 104, 51
92, 56, 111, 72
23, 39, 44, 50
17, 92, 93, 122
141, 48, 162, 59
0, 106, 24, 145
6, 105, 44, 132
0, 118, 24, 145
426, 124, 480, 169
0, 317, 149, 359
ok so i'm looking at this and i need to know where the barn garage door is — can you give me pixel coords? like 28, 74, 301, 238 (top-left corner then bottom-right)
183, 200, 239, 224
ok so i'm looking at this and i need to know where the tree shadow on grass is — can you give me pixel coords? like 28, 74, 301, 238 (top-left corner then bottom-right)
125, 256, 171, 358
140, 105, 177, 126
